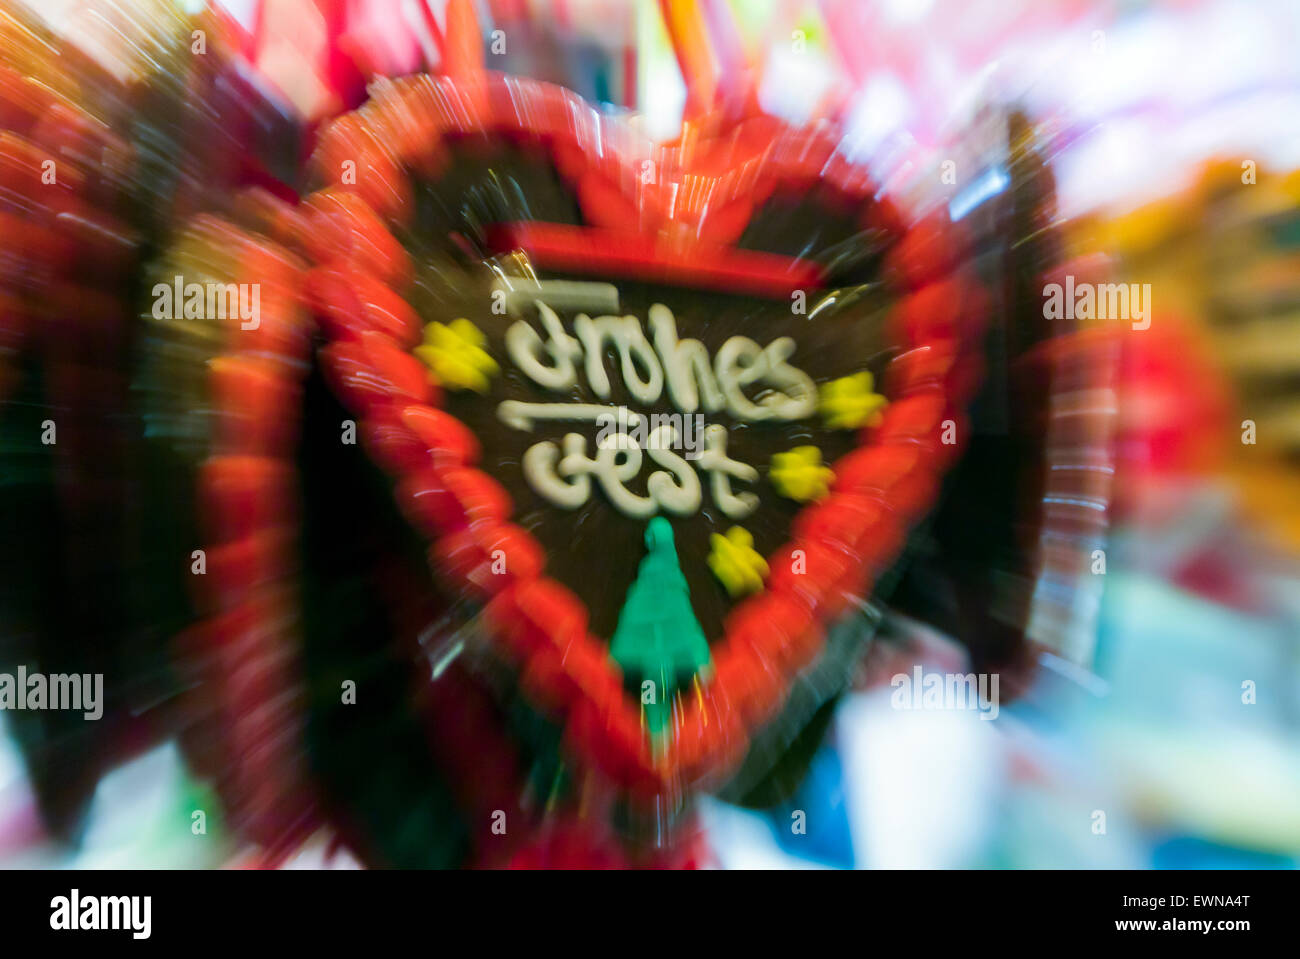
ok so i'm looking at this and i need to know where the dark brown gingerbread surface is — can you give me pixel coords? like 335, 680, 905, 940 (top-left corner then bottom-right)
398, 144, 899, 644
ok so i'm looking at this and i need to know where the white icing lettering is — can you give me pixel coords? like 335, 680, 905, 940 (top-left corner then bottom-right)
498, 401, 641, 433
697, 424, 759, 519
522, 435, 590, 508
505, 300, 583, 392
648, 303, 724, 414
715, 336, 770, 420
756, 337, 818, 420
642, 425, 702, 516
496, 299, 814, 520
573, 314, 664, 405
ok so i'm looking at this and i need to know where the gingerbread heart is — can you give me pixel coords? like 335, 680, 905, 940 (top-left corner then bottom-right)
297, 73, 983, 798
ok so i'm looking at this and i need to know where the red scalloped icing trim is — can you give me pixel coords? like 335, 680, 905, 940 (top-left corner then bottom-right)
188, 225, 319, 847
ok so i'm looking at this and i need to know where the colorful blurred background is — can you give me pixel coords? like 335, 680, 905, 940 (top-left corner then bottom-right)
1, 0, 1298, 869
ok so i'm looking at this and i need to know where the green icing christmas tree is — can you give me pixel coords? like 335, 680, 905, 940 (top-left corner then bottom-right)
610, 518, 712, 736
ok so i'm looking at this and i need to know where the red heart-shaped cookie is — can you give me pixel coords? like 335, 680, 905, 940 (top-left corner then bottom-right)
235, 73, 984, 801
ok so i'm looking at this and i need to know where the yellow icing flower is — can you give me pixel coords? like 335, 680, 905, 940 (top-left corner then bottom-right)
819, 371, 888, 430
708, 526, 769, 598
770, 446, 834, 503
415, 318, 499, 392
